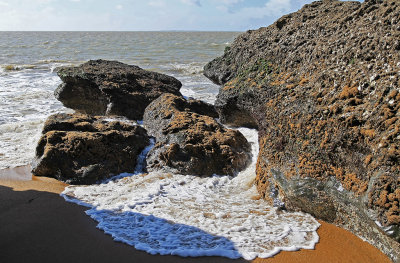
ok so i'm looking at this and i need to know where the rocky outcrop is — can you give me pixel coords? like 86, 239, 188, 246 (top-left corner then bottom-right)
32, 113, 149, 184
55, 60, 182, 120
143, 93, 250, 176
204, 0, 400, 261
36, 59, 244, 184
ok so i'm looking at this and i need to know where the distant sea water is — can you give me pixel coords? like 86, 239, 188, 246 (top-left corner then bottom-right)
0, 31, 320, 260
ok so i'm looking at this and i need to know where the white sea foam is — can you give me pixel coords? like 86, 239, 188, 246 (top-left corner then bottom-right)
170, 62, 204, 75
0, 119, 44, 169
0, 69, 71, 170
1, 64, 37, 71
101, 116, 138, 126
62, 128, 320, 260
178, 74, 220, 104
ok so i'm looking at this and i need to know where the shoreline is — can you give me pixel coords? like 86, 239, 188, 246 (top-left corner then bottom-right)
0, 167, 391, 263
0, 165, 32, 181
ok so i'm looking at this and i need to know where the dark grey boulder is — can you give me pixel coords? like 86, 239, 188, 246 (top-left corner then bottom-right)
55, 60, 182, 120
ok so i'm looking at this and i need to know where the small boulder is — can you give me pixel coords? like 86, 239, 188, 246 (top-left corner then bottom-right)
32, 113, 149, 184
55, 60, 182, 120
143, 93, 250, 176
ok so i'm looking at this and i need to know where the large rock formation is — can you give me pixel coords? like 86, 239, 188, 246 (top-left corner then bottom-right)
204, 0, 400, 261
143, 93, 250, 176
55, 60, 182, 120
32, 113, 149, 184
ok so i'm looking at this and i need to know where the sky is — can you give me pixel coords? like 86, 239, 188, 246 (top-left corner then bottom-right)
0, 0, 359, 31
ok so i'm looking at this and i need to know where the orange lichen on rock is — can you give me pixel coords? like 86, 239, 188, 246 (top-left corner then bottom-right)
384, 117, 398, 128
379, 187, 400, 224
270, 72, 292, 86
361, 128, 376, 139
365, 154, 373, 166
223, 85, 236, 90
388, 90, 398, 99
298, 77, 309, 86
255, 138, 273, 203
336, 172, 368, 195
297, 154, 329, 180
369, 175, 400, 225
339, 85, 359, 99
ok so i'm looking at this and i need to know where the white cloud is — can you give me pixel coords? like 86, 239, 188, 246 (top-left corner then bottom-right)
148, 0, 166, 8
203, 0, 294, 30
218, 0, 243, 5
216, 5, 228, 12
116, 4, 123, 10
181, 0, 201, 7
214, 0, 243, 13
0, 6, 54, 30
265, 0, 291, 12
230, 0, 292, 19
0, 1, 118, 31
211, 0, 244, 10
31, 0, 54, 3
70, 0, 81, 2
0, 1, 9, 6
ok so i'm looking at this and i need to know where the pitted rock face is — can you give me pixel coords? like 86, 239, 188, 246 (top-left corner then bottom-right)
143, 93, 250, 176
32, 113, 149, 184
55, 60, 182, 120
204, 0, 400, 260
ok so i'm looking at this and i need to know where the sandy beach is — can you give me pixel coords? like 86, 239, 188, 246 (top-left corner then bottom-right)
0, 168, 391, 263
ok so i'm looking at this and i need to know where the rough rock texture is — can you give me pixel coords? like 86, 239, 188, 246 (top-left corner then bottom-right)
32, 113, 149, 184
55, 60, 182, 120
204, 0, 400, 261
143, 93, 250, 176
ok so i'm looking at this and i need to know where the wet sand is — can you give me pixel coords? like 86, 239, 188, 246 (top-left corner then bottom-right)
254, 221, 392, 263
0, 165, 32, 181
0, 167, 391, 263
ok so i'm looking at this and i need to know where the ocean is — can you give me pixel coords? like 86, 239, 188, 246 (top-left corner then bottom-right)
0, 32, 320, 260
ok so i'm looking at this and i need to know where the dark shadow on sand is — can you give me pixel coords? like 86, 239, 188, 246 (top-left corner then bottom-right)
0, 185, 248, 263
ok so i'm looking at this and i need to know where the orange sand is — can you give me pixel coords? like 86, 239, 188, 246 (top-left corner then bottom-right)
0, 167, 392, 263
254, 221, 391, 263
0, 175, 68, 194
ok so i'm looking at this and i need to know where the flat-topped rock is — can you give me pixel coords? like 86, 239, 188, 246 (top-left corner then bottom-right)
55, 60, 182, 120
143, 93, 250, 176
32, 113, 149, 184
